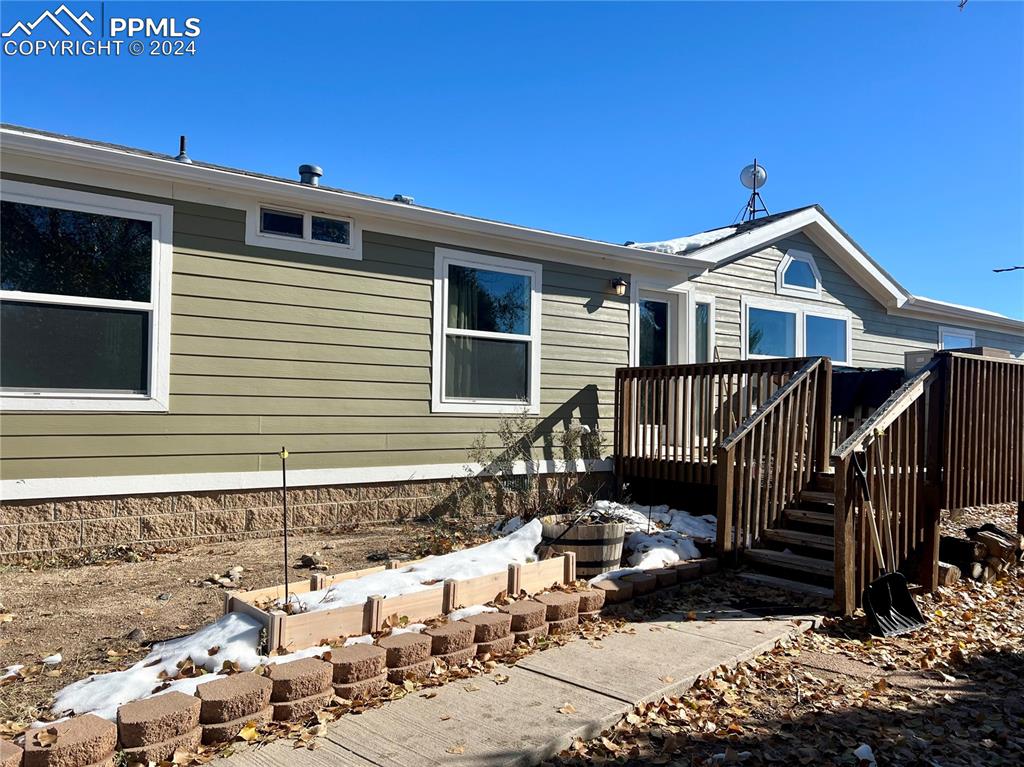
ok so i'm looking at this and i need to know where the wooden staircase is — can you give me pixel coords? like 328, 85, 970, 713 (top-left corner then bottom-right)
738, 472, 836, 599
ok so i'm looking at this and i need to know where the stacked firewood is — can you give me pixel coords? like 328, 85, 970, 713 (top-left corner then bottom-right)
938, 523, 1023, 585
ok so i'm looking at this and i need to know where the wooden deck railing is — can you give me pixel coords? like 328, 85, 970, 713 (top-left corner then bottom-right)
715, 357, 832, 557
614, 358, 809, 484
942, 353, 1024, 512
831, 358, 945, 615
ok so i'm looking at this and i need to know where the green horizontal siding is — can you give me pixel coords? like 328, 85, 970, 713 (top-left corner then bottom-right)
0, 176, 625, 482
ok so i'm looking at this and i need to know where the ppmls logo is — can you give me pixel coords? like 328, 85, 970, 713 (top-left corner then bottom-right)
2, 3, 201, 57
1, 3, 93, 37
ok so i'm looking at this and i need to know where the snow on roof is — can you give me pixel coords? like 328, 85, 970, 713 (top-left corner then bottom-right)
629, 226, 737, 255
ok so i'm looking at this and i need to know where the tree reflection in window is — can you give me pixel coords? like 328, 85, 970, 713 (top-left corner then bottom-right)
1, 201, 151, 302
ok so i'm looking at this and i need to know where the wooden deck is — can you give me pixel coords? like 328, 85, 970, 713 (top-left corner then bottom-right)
613, 351, 1024, 614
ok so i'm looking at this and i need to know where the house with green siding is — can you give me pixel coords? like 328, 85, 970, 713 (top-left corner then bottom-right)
1, 124, 1021, 557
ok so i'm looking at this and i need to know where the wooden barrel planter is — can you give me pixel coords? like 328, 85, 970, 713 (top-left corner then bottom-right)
540, 514, 626, 578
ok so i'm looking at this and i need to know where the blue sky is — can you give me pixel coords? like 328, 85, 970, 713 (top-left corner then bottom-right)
2, 1, 1022, 318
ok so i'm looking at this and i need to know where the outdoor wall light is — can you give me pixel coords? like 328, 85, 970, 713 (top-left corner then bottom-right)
610, 277, 628, 296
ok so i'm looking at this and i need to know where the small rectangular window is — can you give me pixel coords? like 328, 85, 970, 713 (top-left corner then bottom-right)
639, 299, 669, 366
311, 215, 350, 245
939, 327, 975, 350
749, 307, 796, 357
694, 301, 711, 363
260, 208, 303, 238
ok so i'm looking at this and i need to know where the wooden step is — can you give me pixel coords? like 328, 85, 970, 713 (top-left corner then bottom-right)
762, 528, 835, 551
784, 508, 835, 527
800, 489, 836, 505
737, 572, 835, 600
744, 548, 834, 578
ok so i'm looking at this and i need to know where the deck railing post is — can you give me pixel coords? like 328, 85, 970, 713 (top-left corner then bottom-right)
715, 445, 735, 559
813, 359, 832, 472
832, 456, 856, 615
918, 360, 948, 593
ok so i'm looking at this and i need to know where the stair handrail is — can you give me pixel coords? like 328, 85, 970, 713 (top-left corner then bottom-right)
716, 356, 832, 558
831, 356, 943, 461
720, 356, 825, 452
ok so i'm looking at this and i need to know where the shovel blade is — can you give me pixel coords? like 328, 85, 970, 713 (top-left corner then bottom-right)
862, 572, 927, 637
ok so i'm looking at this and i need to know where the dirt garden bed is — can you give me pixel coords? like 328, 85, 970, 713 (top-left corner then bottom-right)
0, 523, 430, 725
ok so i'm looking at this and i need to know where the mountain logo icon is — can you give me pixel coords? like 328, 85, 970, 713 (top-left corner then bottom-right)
2, 4, 94, 38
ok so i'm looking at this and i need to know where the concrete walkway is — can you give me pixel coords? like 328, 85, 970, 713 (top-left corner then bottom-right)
220, 608, 817, 767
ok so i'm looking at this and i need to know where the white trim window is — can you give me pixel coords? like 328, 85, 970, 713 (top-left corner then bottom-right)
431, 247, 542, 414
244, 201, 362, 259
742, 297, 852, 364
776, 248, 822, 298
938, 325, 976, 350
692, 293, 716, 363
0, 181, 173, 411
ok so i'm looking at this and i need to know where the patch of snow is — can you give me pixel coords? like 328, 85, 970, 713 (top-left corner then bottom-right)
285, 520, 542, 614
2, 664, 24, 680
625, 530, 702, 568
42, 653, 62, 666
492, 516, 525, 536
390, 623, 427, 636
447, 604, 498, 622
630, 226, 737, 256
343, 634, 375, 646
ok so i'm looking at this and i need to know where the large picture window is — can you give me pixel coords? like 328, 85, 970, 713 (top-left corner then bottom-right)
743, 299, 851, 364
0, 182, 172, 411
432, 248, 541, 413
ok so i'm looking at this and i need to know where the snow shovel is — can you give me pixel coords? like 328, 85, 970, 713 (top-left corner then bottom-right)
851, 446, 926, 637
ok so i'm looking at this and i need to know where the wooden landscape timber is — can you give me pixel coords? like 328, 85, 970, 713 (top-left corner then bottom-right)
939, 523, 1023, 585
224, 553, 577, 652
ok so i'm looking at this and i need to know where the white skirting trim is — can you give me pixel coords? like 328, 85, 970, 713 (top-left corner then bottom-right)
0, 459, 613, 502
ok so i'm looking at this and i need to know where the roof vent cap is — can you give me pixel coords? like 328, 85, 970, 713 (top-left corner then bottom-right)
392, 194, 415, 204
298, 164, 323, 186
175, 135, 192, 164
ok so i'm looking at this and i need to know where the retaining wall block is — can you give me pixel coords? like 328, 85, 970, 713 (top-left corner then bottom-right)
651, 567, 679, 589
513, 623, 549, 643
461, 612, 512, 643
333, 674, 387, 700
533, 592, 580, 621
328, 645, 386, 684
265, 659, 332, 703
385, 658, 433, 684
0, 740, 23, 767
696, 557, 720, 575
476, 634, 515, 657
593, 579, 634, 603
674, 561, 702, 582
195, 674, 273, 724
499, 600, 546, 631
271, 692, 332, 722
432, 644, 477, 666
23, 714, 116, 767
116, 691, 202, 761
424, 621, 475, 655
576, 588, 606, 614
377, 634, 431, 668
621, 572, 658, 596
547, 616, 579, 635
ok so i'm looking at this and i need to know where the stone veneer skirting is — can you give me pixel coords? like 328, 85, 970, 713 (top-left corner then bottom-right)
0, 472, 613, 557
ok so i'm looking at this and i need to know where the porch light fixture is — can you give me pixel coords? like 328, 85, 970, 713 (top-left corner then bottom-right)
610, 277, 628, 296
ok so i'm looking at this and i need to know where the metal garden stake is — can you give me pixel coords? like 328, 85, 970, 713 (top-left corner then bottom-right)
280, 446, 290, 603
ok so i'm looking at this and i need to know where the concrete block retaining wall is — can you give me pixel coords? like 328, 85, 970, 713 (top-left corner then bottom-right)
4, 562, 715, 766
0, 473, 612, 558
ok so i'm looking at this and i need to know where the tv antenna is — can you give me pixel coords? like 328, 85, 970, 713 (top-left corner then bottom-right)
740, 160, 769, 222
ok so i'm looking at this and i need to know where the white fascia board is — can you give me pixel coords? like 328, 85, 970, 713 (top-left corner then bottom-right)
894, 295, 1024, 335
689, 207, 910, 309
0, 127, 707, 273
0, 459, 613, 501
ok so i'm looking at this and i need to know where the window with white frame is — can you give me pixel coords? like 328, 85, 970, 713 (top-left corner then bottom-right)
431, 248, 541, 413
693, 297, 715, 363
245, 201, 362, 259
776, 249, 822, 298
938, 326, 976, 350
0, 181, 172, 411
744, 299, 851, 363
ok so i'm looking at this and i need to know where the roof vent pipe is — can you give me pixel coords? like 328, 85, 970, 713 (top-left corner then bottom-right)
298, 164, 323, 186
393, 194, 414, 204
175, 135, 192, 164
